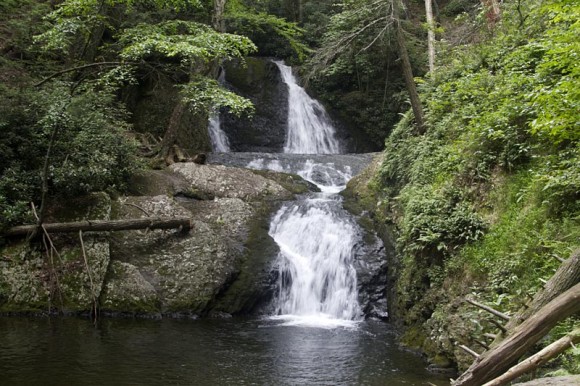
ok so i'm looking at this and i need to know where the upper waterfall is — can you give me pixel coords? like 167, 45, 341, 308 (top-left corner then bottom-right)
208, 69, 231, 152
274, 61, 341, 155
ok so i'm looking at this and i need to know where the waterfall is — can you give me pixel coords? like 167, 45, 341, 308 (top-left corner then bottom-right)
208, 69, 231, 152
259, 61, 363, 326
208, 113, 230, 152
274, 61, 340, 155
269, 194, 362, 327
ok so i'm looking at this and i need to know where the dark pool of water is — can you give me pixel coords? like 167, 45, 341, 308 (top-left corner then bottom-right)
0, 317, 449, 386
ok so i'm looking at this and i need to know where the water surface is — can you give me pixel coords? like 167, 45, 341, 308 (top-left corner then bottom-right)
0, 317, 448, 385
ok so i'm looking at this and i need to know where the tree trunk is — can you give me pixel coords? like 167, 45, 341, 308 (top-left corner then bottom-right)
5, 217, 193, 236
505, 249, 580, 331
393, 2, 426, 133
453, 282, 580, 386
482, 328, 580, 386
213, 0, 227, 32
160, 100, 187, 160
425, 0, 436, 73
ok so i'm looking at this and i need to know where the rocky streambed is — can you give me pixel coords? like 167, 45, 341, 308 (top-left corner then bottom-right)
0, 156, 387, 319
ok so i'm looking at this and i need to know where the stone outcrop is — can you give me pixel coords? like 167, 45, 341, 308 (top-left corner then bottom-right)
0, 163, 315, 317
221, 58, 289, 153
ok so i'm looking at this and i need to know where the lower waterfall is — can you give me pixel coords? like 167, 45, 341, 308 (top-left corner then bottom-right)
243, 155, 366, 328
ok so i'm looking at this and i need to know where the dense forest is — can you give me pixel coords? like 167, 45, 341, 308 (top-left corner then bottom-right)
1, 0, 579, 383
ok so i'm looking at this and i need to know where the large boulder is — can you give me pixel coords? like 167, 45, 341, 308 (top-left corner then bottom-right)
100, 163, 313, 317
1, 163, 316, 317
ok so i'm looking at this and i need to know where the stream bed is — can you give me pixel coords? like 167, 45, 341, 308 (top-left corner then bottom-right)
0, 317, 449, 385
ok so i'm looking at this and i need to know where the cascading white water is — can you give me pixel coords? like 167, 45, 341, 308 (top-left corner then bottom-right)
208, 69, 231, 152
269, 195, 362, 327
274, 61, 340, 155
208, 113, 230, 152
256, 61, 363, 326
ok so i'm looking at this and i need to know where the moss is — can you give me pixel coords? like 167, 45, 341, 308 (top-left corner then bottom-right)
224, 57, 268, 94
100, 261, 160, 315
401, 325, 428, 350
0, 242, 50, 313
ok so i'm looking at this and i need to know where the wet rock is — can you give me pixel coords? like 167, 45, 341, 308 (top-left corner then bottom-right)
104, 195, 246, 316
170, 162, 294, 201
100, 161, 308, 317
353, 231, 389, 320
341, 154, 392, 320
99, 261, 160, 316
221, 58, 288, 153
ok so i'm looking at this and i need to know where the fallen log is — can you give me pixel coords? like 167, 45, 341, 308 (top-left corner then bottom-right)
453, 282, 580, 386
482, 328, 580, 386
3, 217, 193, 237
505, 249, 580, 331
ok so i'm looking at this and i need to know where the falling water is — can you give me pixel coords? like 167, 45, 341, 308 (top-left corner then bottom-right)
208, 69, 231, 152
274, 61, 340, 155
265, 157, 363, 327
258, 61, 363, 327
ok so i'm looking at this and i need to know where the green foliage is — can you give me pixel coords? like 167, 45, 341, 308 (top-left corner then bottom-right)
456, 170, 577, 302
226, 1, 310, 60
529, 0, 580, 142
399, 185, 486, 254
371, 0, 580, 366
39, 85, 140, 196
303, 0, 426, 147
119, 20, 256, 63
0, 81, 139, 230
180, 77, 254, 116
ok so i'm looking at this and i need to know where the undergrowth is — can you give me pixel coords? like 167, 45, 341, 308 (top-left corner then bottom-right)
373, 0, 579, 372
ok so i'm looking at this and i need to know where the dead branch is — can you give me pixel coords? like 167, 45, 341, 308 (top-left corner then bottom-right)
459, 345, 480, 359
79, 230, 98, 323
4, 217, 193, 237
482, 328, 580, 386
34, 62, 127, 87
453, 283, 580, 386
466, 298, 511, 321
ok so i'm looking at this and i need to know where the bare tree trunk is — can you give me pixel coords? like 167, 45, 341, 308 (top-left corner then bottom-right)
425, 0, 436, 73
213, 0, 227, 32
505, 249, 580, 331
393, 5, 425, 133
482, 328, 580, 386
453, 283, 580, 386
160, 100, 187, 161
481, 0, 501, 27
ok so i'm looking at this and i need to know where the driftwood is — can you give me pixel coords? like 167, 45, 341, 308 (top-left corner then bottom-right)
482, 328, 580, 386
453, 282, 580, 386
4, 217, 193, 237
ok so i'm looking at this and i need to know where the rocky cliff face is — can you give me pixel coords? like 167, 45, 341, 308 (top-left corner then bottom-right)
221, 58, 289, 153
0, 163, 316, 318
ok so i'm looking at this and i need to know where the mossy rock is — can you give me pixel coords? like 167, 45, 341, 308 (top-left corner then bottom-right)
99, 261, 160, 316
